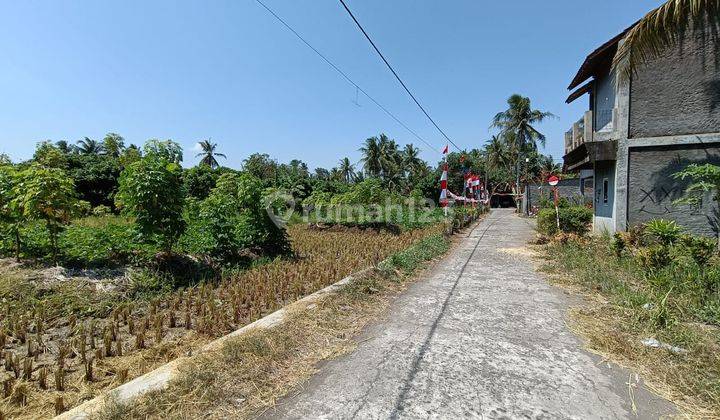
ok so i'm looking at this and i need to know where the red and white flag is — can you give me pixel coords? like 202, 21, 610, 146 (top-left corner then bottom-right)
441, 144, 449, 154
439, 162, 448, 207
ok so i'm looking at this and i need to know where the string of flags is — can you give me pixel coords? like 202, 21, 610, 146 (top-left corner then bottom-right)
438, 145, 489, 208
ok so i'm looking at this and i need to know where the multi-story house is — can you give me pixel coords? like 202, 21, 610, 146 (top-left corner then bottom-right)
563, 18, 720, 236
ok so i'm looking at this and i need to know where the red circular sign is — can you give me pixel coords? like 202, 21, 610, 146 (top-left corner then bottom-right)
547, 175, 559, 186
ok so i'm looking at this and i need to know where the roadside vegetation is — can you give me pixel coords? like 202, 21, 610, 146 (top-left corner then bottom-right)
0, 91, 554, 417
0, 131, 489, 418
539, 216, 720, 417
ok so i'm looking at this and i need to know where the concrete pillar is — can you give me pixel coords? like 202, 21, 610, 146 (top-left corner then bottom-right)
564, 131, 572, 154
584, 111, 593, 143
572, 121, 581, 148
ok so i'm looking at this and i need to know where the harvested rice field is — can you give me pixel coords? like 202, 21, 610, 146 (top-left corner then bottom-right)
0, 223, 441, 419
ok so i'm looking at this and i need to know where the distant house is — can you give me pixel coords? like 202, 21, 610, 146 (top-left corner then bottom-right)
563, 18, 720, 236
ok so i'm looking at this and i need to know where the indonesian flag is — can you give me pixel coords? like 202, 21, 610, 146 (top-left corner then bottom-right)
441, 144, 448, 154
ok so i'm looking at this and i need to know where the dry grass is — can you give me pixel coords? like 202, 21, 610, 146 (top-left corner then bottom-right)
0, 224, 442, 419
92, 232, 453, 419
538, 237, 720, 419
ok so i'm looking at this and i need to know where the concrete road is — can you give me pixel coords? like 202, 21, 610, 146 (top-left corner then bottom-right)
264, 209, 674, 419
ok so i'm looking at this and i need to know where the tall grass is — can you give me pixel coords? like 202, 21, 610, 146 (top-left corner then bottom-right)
542, 237, 720, 417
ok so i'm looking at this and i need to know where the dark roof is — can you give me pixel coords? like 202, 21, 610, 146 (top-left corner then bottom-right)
566, 80, 593, 104
567, 22, 638, 90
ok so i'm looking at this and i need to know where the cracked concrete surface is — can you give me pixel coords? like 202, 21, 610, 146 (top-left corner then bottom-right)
263, 209, 675, 419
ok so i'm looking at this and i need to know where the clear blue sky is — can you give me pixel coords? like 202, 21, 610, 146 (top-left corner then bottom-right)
0, 0, 661, 170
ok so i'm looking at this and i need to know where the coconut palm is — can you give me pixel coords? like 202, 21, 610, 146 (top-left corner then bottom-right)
492, 95, 554, 155
360, 136, 382, 177
378, 135, 402, 178
492, 95, 554, 210
485, 135, 510, 174
76, 137, 103, 155
402, 143, 425, 179
614, 0, 720, 81
102, 133, 125, 158
539, 155, 562, 181
338, 157, 355, 183
195, 139, 226, 169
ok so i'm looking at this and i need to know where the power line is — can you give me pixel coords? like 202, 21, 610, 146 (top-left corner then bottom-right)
254, 0, 441, 156
337, 0, 462, 152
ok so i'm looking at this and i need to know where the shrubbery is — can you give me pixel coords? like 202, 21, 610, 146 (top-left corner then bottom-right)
182, 172, 290, 263
536, 206, 593, 236
612, 219, 717, 271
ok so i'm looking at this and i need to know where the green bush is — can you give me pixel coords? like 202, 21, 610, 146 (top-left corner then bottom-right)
637, 244, 671, 270
115, 155, 186, 251
644, 219, 683, 246
59, 223, 138, 267
180, 172, 290, 264
92, 205, 111, 217
536, 206, 593, 236
678, 234, 716, 266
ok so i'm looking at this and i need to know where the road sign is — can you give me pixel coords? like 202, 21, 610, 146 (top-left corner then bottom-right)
547, 175, 559, 186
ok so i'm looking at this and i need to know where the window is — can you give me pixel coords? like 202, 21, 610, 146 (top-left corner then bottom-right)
603, 178, 609, 205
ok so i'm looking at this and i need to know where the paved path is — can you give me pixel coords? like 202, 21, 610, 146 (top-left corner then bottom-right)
264, 209, 674, 419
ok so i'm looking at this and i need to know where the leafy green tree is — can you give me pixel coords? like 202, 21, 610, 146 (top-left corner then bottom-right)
673, 163, 720, 248
183, 164, 220, 200
76, 137, 104, 155
33, 141, 68, 169
116, 156, 186, 252
243, 153, 277, 185
102, 133, 125, 158
314, 167, 331, 180
195, 139, 226, 169
143, 139, 183, 164
186, 172, 289, 259
119, 144, 142, 167
0, 164, 22, 261
67, 153, 121, 208
15, 164, 78, 264
54, 140, 76, 154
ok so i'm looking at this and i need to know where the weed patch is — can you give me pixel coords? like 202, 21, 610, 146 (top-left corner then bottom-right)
540, 236, 720, 417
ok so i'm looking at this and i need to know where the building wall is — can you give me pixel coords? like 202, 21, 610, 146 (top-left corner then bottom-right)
629, 25, 720, 138
627, 142, 720, 236
594, 73, 615, 131
526, 179, 585, 211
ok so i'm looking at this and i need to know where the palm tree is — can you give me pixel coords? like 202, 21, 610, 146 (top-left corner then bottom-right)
102, 133, 125, 158
329, 167, 342, 181
378, 135, 402, 179
614, 0, 719, 81
338, 157, 355, 183
402, 143, 425, 180
539, 155, 562, 181
360, 136, 382, 177
492, 94, 554, 210
195, 139, 226, 169
485, 135, 509, 174
76, 137, 103, 155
